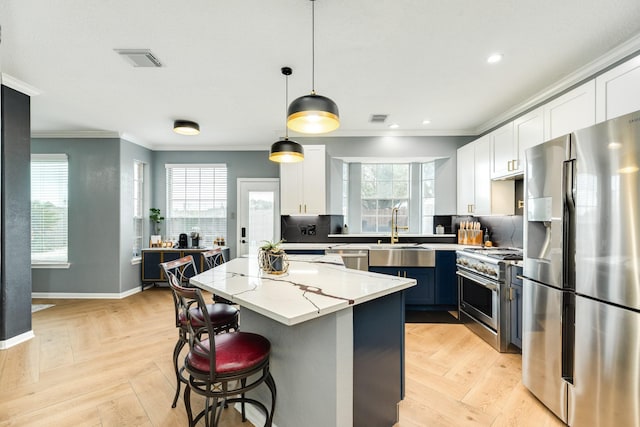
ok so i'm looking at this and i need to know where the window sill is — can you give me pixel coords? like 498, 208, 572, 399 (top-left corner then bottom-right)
32, 263, 71, 269
131, 257, 142, 265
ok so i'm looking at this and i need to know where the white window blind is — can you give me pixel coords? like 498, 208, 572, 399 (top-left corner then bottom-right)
166, 164, 227, 245
133, 161, 144, 257
31, 154, 69, 263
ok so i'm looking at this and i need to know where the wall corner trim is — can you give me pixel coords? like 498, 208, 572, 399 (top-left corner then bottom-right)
0, 330, 35, 350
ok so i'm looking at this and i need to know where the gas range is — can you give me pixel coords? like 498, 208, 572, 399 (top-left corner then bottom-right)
456, 247, 523, 281
455, 246, 523, 353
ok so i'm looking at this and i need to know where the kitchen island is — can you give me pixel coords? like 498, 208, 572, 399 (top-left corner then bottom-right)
189, 254, 416, 427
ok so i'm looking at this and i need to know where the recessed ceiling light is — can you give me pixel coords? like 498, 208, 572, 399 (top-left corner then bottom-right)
389, 123, 399, 129
422, 119, 431, 125
487, 53, 503, 64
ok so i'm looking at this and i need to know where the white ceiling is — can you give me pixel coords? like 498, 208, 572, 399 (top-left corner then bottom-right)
2, 0, 640, 150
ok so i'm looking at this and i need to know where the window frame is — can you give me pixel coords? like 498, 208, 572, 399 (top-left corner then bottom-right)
165, 163, 228, 246
360, 163, 410, 233
31, 153, 70, 268
132, 160, 145, 259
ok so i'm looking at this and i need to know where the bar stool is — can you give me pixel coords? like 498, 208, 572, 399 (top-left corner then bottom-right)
201, 248, 233, 304
169, 277, 276, 427
160, 256, 239, 409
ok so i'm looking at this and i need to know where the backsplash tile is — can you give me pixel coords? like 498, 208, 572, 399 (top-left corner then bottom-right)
281, 215, 344, 243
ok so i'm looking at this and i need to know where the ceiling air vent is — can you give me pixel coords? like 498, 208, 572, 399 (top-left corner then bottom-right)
370, 114, 388, 123
114, 49, 162, 67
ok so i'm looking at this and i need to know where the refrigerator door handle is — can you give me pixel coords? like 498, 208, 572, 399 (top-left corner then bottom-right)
562, 159, 576, 291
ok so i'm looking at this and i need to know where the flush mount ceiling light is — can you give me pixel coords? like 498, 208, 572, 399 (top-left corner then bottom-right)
270, 67, 304, 163
287, 0, 339, 134
173, 120, 200, 135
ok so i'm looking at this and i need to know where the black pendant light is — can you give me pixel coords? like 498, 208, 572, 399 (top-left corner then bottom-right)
270, 67, 304, 163
287, 0, 339, 134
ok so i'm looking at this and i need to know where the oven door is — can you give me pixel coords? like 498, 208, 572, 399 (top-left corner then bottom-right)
457, 269, 499, 330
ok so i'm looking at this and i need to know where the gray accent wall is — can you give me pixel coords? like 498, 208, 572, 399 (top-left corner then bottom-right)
32, 138, 121, 294
151, 150, 279, 259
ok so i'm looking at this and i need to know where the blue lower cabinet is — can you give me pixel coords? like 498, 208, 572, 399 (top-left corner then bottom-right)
283, 249, 325, 255
510, 266, 523, 349
434, 251, 457, 306
369, 266, 435, 306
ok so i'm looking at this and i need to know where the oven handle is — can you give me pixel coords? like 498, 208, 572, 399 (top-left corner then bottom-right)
456, 270, 499, 292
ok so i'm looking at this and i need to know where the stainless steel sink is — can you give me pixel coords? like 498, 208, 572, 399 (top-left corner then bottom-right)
367, 243, 417, 249
368, 247, 435, 267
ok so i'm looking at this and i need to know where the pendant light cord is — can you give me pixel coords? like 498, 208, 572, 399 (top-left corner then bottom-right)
311, 0, 315, 93
285, 71, 289, 139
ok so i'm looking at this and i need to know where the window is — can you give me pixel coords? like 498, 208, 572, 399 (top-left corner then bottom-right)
31, 154, 69, 264
133, 161, 144, 257
422, 161, 435, 233
361, 164, 409, 232
166, 164, 227, 245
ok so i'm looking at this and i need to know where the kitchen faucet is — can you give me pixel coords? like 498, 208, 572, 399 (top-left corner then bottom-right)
390, 207, 409, 244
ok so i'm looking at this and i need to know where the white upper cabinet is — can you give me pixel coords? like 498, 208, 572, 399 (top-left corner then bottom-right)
596, 55, 640, 122
280, 145, 326, 215
490, 107, 544, 179
457, 142, 475, 215
513, 107, 544, 174
490, 122, 515, 179
458, 136, 514, 216
543, 80, 596, 140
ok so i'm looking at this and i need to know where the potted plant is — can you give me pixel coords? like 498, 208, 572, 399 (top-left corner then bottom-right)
258, 239, 288, 274
149, 208, 165, 235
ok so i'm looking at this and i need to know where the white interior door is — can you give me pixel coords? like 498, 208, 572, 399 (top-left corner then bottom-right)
237, 179, 280, 258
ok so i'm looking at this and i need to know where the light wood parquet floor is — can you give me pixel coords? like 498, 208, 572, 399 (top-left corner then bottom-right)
0, 288, 564, 426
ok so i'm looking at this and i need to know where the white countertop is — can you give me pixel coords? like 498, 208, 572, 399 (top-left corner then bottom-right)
281, 242, 474, 251
328, 233, 456, 238
142, 246, 230, 251
189, 254, 416, 326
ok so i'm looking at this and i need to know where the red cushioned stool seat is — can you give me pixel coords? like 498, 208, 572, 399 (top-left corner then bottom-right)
187, 332, 271, 374
178, 304, 239, 331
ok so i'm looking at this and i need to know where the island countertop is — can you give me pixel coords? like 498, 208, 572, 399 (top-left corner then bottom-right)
189, 254, 416, 326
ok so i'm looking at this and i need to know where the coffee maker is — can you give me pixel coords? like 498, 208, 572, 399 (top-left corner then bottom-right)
178, 233, 189, 248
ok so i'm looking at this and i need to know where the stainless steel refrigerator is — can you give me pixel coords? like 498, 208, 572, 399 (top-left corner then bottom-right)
522, 109, 640, 426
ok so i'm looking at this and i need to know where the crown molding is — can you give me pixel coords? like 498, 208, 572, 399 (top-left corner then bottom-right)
119, 132, 154, 150
1, 73, 41, 96
31, 130, 120, 139
477, 32, 640, 134
151, 143, 270, 151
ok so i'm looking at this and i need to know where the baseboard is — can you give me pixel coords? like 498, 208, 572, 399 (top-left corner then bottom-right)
32, 286, 143, 299
233, 403, 278, 427
0, 330, 35, 350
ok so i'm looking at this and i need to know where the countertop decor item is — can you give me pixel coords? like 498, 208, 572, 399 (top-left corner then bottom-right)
149, 207, 164, 235
258, 239, 289, 274
286, 0, 340, 134
270, 66, 304, 163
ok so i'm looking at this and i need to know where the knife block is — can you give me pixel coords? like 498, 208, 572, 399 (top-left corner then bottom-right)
458, 229, 483, 245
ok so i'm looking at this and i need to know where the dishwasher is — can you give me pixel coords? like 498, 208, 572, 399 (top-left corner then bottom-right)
325, 248, 369, 271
